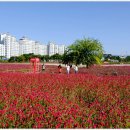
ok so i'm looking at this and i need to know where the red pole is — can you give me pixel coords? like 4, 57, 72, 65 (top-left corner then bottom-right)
34, 60, 36, 73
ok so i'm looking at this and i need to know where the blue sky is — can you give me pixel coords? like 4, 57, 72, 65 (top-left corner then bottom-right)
0, 2, 130, 55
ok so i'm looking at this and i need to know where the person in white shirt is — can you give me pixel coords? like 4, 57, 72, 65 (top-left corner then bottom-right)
66, 64, 70, 74
74, 65, 78, 74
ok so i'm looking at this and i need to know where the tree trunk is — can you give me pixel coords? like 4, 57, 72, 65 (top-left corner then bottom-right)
86, 64, 89, 68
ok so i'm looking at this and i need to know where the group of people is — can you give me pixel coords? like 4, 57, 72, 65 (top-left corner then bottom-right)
42, 63, 78, 74
58, 64, 78, 74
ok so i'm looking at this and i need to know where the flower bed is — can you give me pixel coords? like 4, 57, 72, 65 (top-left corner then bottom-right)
0, 72, 129, 128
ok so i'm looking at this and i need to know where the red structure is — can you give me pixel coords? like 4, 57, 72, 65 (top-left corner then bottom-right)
30, 58, 40, 73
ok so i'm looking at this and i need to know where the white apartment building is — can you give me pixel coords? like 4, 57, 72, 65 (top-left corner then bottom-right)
0, 34, 6, 57
4, 35, 11, 59
48, 42, 55, 56
58, 45, 65, 55
35, 41, 45, 55
43, 44, 48, 55
10, 36, 19, 57
48, 42, 65, 56
19, 39, 48, 56
0, 33, 19, 59
35, 41, 40, 55
54, 44, 59, 54
0, 33, 66, 59
38, 44, 44, 55
0, 44, 5, 57
38, 44, 48, 55
0, 33, 7, 43
19, 36, 35, 55
0, 33, 7, 58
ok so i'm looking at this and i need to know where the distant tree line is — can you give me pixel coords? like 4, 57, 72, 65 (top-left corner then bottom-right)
7, 53, 130, 64
8, 53, 63, 63
103, 54, 130, 63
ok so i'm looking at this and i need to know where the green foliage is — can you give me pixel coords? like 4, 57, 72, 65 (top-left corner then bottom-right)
8, 56, 18, 62
22, 53, 34, 62
8, 53, 63, 63
111, 56, 121, 62
17, 55, 26, 62
62, 50, 74, 64
44, 55, 50, 62
50, 53, 62, 62
103, 54, 112, 61
8, 53, 42, 63
125, 56, 130, 62
63, 38, 104, 67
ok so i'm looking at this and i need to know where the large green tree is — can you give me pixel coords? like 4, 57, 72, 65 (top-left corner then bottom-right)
63, 38, 104, 68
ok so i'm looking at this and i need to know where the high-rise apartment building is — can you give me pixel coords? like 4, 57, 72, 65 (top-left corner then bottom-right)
34, 42, 45, 55
0, 34, 6, 57
0, 32, 66, 59
0, 33, 19, 59
48, 42, 65, 56
10, 36, 19, 57
0, 44, 5, 57
40, 44, 48, 55
48, 42, 55, 56
19, 36, 35, 55
19, 38, 48, 56
43, 44, 48, 55
58, 45, 65, 55
54, 44, 59, 54
35, 41, 40, 55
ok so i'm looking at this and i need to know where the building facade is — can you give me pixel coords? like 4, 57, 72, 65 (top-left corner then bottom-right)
19, 36, 36, 55
48, 42, 55, 56
0, 33, 66, 59
48, 42, 65, 56
58, 45, 65, 55
0, 33, 19, 59
10, 36, 19, 57
0, 44, 5, 57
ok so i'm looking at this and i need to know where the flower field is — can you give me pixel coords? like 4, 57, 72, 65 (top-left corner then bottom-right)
0, 63, 130, 128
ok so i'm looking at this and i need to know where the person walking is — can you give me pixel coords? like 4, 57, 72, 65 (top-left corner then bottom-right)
69, 64, 72, 73
74, 65, 78, 74
66, 64, 70, 74
42, 63, 45, 72
58, 64, 62, 74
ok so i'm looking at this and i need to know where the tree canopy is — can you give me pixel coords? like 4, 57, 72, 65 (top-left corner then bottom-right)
63, 38, 104, 68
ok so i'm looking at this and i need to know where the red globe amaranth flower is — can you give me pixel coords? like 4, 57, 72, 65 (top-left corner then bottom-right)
0, 64, 129, 128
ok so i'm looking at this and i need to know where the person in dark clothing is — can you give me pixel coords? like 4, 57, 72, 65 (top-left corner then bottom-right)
58, 65, 62, 73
